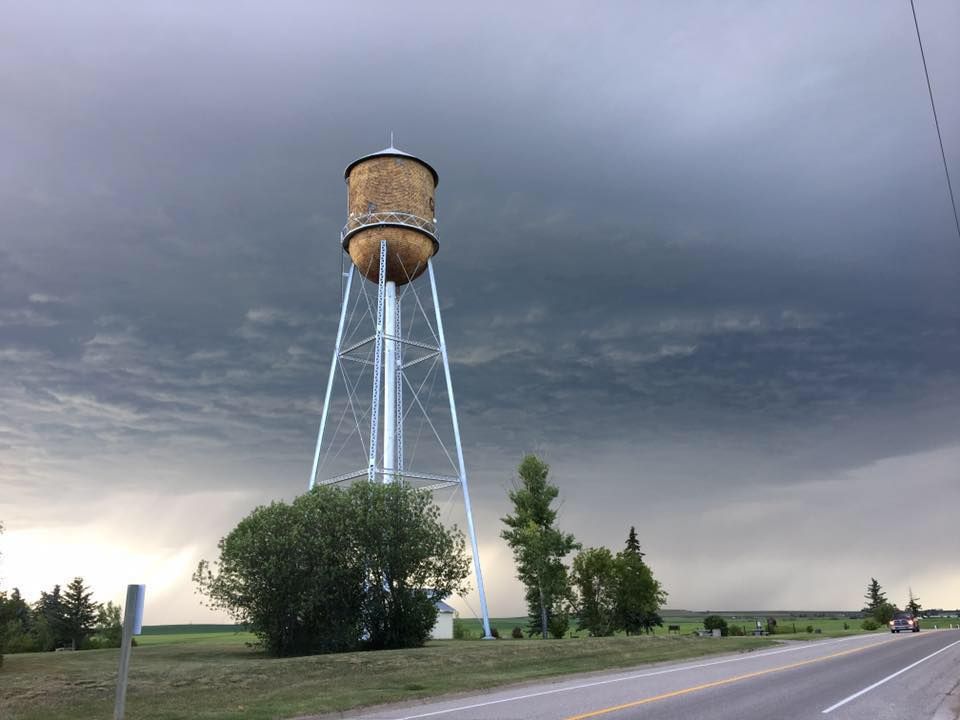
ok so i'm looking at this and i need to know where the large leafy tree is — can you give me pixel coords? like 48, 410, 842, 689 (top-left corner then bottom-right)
350, 481, 470, 650
195, 487, 365, 656
572, 547, 619, 637
195, 482, 469, 656
501, 455, 580, 638
61, 577, 99, 650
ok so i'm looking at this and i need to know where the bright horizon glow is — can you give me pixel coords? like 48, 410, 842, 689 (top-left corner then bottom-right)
3, 446, 959, 624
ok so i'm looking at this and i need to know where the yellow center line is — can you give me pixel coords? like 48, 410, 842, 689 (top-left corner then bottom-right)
563, 637, 899, 720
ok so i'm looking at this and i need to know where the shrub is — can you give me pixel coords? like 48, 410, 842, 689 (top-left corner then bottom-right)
490, 627, 500, 639
766, 616, 778, 634
512, 626, 524, 639
861, 619, 880, 631
843, 622, 849, 630
806, 625, 814, 634
703, 615, 728, 636
728, 624, 746, 636
453, 619, 471, 640
548, 613, 569, 639
874, 603, 896, 626
95, 602, 123, 648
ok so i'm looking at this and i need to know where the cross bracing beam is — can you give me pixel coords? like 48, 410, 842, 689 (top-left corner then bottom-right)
341, 355, 375, 366
318, 468, 368, 486
339, 335, 377, 356
383, 335, 440, 353
402, 351, 440, 370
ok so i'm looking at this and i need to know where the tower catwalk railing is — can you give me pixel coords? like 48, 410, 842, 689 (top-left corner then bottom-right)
341, 211, 438, 246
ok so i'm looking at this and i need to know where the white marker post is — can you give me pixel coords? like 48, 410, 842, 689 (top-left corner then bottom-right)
114, 584, 145, 720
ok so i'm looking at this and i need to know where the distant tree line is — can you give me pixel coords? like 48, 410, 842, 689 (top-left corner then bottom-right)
0, 577, 123, 657
0, 523, 123, 663
500, 455, 667, 638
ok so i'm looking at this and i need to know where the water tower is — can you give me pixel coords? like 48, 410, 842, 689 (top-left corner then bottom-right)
308, 140, 493, 638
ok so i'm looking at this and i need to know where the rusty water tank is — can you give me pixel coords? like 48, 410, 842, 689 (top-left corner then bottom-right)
342, 145, 439, 285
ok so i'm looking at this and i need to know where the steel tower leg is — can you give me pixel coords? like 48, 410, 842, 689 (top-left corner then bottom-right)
395, 296, 404, 479
368, 241, 387, 482
309, 264, 355, 490
427, 259, 493, 639
383, 279, 397, 483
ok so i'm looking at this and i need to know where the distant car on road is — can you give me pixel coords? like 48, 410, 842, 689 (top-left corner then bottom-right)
889, 612, 920, 633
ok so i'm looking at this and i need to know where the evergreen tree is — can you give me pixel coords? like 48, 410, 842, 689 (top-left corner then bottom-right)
863, 578, 887, 613
33, 585, 68, 650
615, 527, 667, 634
624, 526, 645, 561
61, 577, 99, 650
906, 588, 922, 616
501, 455, 579, 638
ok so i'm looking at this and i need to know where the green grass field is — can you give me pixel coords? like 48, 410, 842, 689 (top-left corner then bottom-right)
1, 626, 777, 720
135, 631, 255, 647
140, 624, 246, 635
456, 613, 880, 640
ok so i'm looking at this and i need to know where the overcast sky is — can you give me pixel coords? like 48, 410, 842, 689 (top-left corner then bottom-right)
1, 1, 959, 623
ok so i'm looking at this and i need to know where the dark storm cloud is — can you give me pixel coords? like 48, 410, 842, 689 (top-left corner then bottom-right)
2, 1, 959, 615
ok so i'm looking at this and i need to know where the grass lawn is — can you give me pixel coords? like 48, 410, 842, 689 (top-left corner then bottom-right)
1, 632, 776, 720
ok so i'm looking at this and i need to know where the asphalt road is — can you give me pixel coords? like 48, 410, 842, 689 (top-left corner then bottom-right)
343, 630, 960, 720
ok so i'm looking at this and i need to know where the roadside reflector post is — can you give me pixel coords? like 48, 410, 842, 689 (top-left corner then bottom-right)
114, 584, 145, 720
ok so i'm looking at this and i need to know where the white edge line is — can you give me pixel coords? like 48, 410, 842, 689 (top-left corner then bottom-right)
821, 638, 960, 714
367, 634, 887, 720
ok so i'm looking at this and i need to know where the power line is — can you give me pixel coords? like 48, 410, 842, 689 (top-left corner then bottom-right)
909, 0, 960, 242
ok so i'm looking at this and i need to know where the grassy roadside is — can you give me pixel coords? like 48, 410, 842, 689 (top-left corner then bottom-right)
0, 634, 776, 720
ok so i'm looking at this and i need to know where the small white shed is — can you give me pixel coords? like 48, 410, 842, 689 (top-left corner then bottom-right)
429, 599, 456, 640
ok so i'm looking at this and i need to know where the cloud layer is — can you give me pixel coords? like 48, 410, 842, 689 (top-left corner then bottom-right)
1, 1, 959, 621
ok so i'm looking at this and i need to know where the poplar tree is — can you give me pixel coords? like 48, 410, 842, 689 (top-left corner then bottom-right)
501, 455, 579, 638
